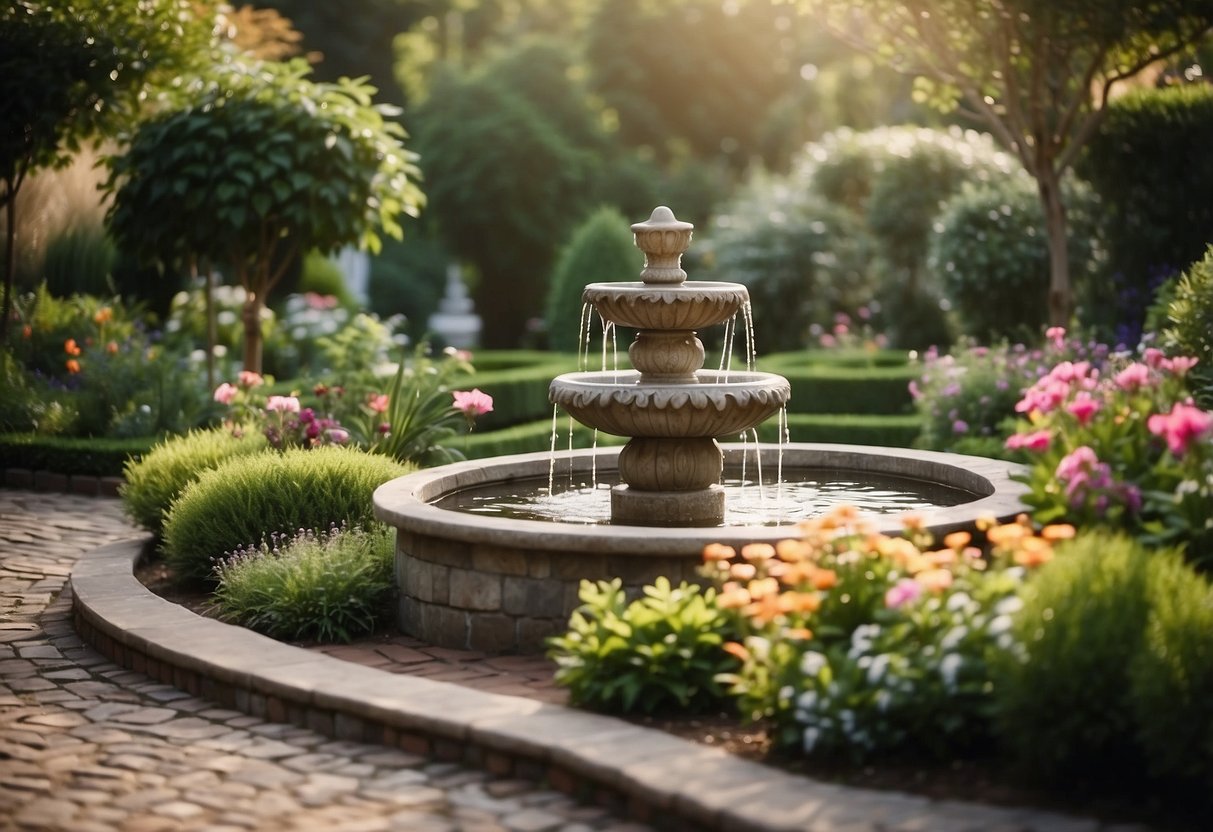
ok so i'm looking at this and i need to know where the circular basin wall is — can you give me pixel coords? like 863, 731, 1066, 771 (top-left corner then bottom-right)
373, 443, 1028, 654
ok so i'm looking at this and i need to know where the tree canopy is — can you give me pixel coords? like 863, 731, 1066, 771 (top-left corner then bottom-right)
799, 0, 1213, 325
106, 57, 423, 372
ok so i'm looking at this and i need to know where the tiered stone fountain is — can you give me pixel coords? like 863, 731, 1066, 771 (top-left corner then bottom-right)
373, 206, 1028, 653
549, 207, 791, 526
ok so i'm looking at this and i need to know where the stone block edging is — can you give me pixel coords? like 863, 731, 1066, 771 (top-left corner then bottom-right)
70, 538, 1100, 832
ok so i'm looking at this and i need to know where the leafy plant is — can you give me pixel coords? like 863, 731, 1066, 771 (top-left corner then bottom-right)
120, 428, 269, 535
1154, 245, 1213, 408
161, 445, 409, 582
707, 508, 1066, 758
213, 523, 394, 643
548, 577, 735, 714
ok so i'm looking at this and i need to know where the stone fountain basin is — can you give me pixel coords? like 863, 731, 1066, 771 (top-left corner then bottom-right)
549, 369, 792, 438
372, 443, 1029, 653
582, 281, 750, 330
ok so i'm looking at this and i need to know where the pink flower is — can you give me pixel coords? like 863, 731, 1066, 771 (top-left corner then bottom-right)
367, 394, 389, 413
885, 578, 923, 609
453, 389, 494, 417
238, 371, 264, 388
1046, 326, 1066, 348
327, 428, 350, 445
1165, 355, 1199, 376
1114, 363, 1151, 392
1005, 429, 1052, 452
952, 420, 969, 434
1056, 446, 1100, 483
1143, 348, 1167, 369
213, 383, 238, 405
265, 395, 300, 413
1066, 392, 1101, 426
1148, 402, 1213, 457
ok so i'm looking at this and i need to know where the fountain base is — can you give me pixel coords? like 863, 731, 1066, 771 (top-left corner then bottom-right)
373, 444, 1029, 654
611, 483, 725, 527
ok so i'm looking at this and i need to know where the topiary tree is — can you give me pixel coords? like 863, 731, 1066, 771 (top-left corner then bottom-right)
105, 57, 423, 373
0, 0, 213, 341
932, 175, 1102, 343
545, 207, 642, 352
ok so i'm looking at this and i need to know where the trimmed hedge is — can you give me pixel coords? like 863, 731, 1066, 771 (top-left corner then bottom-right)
466, 357, 580, 431
763, 363, 916, 416
0, 433, 155, 477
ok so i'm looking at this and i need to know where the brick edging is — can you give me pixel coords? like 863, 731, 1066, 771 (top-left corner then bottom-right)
67, 538, 1102, 832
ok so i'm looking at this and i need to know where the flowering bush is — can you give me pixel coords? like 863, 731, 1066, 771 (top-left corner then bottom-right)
704, 508, 1067, 760
1005, 337, 1213, 566
211, 344, 492, 465
911, 329, 1114, 456
6, 287, 208, 437
808, 307, 889, 355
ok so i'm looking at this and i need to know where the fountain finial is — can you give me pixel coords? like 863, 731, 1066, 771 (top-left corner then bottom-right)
631, 206, 694, 285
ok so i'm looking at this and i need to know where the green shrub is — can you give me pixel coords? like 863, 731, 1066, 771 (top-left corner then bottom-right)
42, 225, 115, 298
772, 362, 916, 415
161, 445, 410, 582
1080, 85, 1213, 345
213, 524, 394, 643
547, 577, 735, 714
932, 176, 1102, 343
298, 249, 353, 306
703, 180, 876, 353
1155, 245, 1213, 408
366, 234, 449, 344
804, 126, 1018, 349
994, 533, 1154, 780
0, 432, 153, 476
545, 207, 642, 352
1130, 551, 1213, 787
120, 428, 268, 535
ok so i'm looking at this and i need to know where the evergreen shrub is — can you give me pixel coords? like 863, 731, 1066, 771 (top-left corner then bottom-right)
1154, 245, 1213, 407
161, 445, 409, 582
120, 428, 268, 535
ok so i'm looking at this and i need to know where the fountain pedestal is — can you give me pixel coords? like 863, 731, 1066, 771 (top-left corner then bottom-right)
549, 207, 791, 526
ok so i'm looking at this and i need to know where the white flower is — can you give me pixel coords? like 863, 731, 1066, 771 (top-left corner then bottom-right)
866, 653, 891, 685
988, 615, 1012, 636
779, 685, 794, 703
940, 625, 968, 652
995, 595, 1024, 617
946, 592, 972, 611
797, 690, 818, 712
939, 653, 963, 690
800, 650, 828, 677
803, 726, 821, 754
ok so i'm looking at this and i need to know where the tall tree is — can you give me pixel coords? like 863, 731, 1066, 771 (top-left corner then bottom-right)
800, 0, 1213, 325
106, 58, 423, 373
0, 0, 213, 340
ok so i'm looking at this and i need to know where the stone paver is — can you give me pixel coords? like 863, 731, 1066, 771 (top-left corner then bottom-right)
0, 489, 652, 832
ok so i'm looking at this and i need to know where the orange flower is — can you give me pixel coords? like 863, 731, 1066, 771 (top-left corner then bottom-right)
744, 593, 787, 624
716, 584, 752, 609
811, 568, 838, 591
105, 341, 118, 355
775, 538, 812, 562
1013, 538, 1054, 568
21, 325, 32, 339
783, 627, 814, 641
702, 543, 735, 562
729, 562, 757, 581
722, 641, 751, 662
783, 591, 822, 614
747, 577, 780, 600
900, 513, 926, 532
943, 531, 971, 551
64, 338, 81, 356
741, 542, 776, 562
1041, 524, 1076, 542
65, 359, 80, 374
915, 568, 953, 592
93, 307, 112, 325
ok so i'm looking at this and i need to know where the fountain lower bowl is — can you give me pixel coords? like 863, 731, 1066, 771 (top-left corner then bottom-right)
373, 443, 1029, 654
549, 369, 792, 437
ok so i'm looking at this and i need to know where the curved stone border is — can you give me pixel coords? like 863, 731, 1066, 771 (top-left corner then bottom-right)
70, 536, 1099, 832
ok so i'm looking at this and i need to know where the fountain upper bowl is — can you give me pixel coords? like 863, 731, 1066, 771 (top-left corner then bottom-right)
582, 281, 750, 330
549, 369, 791, 438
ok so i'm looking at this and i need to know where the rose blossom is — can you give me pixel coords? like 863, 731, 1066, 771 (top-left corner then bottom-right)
1148, 402, 1213, 457
453, 389, 494, 417
213, 383, 238, 405
265, 395, 301, 413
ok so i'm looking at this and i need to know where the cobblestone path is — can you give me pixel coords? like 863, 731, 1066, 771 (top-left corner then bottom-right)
0, 491, 653, 832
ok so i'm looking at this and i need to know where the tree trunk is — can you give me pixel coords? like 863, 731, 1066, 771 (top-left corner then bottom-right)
1037, 171, 1073, 327
242, 292, 263, 375
1, 183, 16, 342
